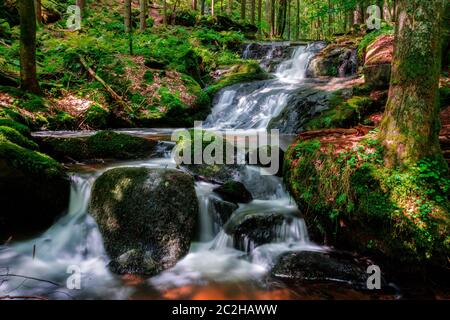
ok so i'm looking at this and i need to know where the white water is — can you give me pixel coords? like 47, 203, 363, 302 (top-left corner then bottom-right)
0, 43, 327, 299
205, 43, 325, 130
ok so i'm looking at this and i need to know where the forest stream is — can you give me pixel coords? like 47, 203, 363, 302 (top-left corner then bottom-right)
0, 42, 431, 300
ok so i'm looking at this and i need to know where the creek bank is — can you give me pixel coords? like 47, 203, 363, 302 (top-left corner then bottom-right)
89, 167, 198, 275
36, 130, 158, 163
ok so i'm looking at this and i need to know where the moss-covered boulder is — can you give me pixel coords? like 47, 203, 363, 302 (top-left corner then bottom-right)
210, 197, 238, 227
0, 126, 38, 150
205, 61, 269, 97
0, 136, 70, 240
37, 131, 157, 162
284, 135, 450, 270
213, 181, 253, 204
89, 167, 198, 275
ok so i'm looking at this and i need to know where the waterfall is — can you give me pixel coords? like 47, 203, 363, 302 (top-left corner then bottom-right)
205, 42, 325, 131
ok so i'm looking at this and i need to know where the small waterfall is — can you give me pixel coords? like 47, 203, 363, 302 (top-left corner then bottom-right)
205, 43, 324, 131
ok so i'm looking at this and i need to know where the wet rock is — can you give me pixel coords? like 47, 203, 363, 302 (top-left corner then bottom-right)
224, 211, 289, 252
213, 181, 253, 204
271, 251, 369, 286
0, 138, 70, 240
306, 43, 357, 78
89, 167, 198, 276
210, 197, 238, 226
268, 86, 337, 134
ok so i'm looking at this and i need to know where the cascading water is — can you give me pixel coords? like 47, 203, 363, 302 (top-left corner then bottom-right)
0, 42, 329, 299
205, 42, 326, 130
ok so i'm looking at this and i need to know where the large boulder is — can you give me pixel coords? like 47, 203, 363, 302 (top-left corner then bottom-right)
306, 41, 357, 78
363, 35, 394, 88
37, 130, 158, 162
89, 167, 198, 275
271, 251, 370, 287
0, 136, 70, 240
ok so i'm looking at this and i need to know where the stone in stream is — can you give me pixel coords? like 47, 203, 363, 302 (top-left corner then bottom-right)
213, 181, 253, 204
306, 42, 357, 78
224, 211, 297, 252
210, 197, 239, 227
271, 250, 371, 287
89, 167, 198, 276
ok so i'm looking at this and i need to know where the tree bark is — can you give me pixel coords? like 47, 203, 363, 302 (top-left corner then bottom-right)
192, 0, 197, 10
380, 0, 446, 167
140, 0, 147, 32
19, 0, 40, 94
250, 0, 255, 24
241, 0, 246, 22
228, 0, 232, 15
257, 0, 262, 37
124, 0, 132, 32
211, 0, 215, 16
35, 0, 42, 25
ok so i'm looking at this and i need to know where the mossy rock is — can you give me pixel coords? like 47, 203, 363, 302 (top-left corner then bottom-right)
0, 126, 38, 150
89, 167, 198, 275
213, 181, 253, 204
283, 137, 450, 270
37, 130, 158, 162
0, 136, 70, 240
0, 118, 31, 137
205, 61, 269, 97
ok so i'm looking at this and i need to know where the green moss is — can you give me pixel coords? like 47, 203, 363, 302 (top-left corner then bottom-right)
357, 24, 394, 60
84, 104, 110, 128
284, 134, 450, 267
0, 126, 38, 150
305, 94, 374, 130
39, 130, 158, 161
0, 135, 64, 179
0, 118, 31, 136
205, 61, 269, 97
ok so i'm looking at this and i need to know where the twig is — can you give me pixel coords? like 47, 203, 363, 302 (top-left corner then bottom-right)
0, 274, 60, 287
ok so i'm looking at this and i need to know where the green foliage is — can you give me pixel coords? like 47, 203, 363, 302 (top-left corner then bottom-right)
84, 104, 110, 128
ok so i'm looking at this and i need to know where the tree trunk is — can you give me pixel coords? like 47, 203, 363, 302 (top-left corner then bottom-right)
211, 0, 215, 16
270, 0, 275, 37
380, 0, 446, 167
124, 0, 132, 32
201, 0, 205, 15
140, 0, 147, 32
19, 0, 40, 94
250, 0, 255, 24
76, 0, 85, 19
228, 0, 232, 15
295, 0, 300, 40
192, 0, 197, 10
35, 0, 42, 25
241, 0, 246, 22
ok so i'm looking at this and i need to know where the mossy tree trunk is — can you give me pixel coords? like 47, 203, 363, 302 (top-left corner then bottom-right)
380, 0, 446, 167
19, 0, 40, 94
241, 0, 246, 22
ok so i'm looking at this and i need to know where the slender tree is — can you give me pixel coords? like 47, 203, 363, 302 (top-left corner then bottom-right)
380, 0, 446, 167
241, 0, 246, 22
140, 0, 147, 32
124, 0, 132, 32
250, 0, 255, 24
257, 0, 262, 37
35, 0, 42, 25
19, 0, 40, 94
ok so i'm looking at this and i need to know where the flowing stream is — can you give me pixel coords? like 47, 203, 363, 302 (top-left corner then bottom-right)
0, 42, 369, 300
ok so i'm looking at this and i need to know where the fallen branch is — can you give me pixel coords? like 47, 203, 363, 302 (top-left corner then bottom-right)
78, 55, 132, 113
0, 273, 60, 287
